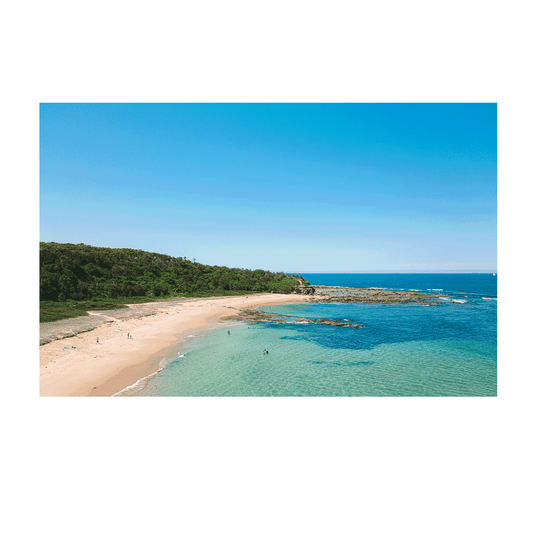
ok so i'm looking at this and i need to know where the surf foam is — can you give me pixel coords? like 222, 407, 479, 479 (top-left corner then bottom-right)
112, 357, 168, 397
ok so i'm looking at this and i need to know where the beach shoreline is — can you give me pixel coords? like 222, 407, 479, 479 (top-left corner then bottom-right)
40, 293, 313, 397
39, 286, 443, 397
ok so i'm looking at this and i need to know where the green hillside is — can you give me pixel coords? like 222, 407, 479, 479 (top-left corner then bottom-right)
40, 242, 313, 322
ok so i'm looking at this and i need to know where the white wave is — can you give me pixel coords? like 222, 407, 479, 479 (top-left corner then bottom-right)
482, 297, 497, 300
429, 289, 443, 291
112, 358, 168, 397
439, 297, 450, 300
370, 287, 387, 289
453, 299, 466, 303
187, 335, 196, 337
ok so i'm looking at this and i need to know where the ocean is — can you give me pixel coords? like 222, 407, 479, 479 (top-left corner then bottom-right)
128, 274, 497, 397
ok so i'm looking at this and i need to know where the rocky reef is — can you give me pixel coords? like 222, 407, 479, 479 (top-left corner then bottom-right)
309, 285, 443, 304
221, 286, 448, 329
222, 307, 363, 328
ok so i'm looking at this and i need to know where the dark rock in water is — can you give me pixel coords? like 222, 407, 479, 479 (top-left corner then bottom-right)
223, 308, 364, 329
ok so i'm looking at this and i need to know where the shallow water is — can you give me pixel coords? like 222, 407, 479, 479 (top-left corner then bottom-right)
132, 274, 497, 397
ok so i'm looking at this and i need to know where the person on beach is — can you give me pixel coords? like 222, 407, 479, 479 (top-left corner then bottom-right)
96, 337, 99, 343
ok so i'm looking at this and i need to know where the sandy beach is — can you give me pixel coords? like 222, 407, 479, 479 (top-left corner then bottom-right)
40, 293, 312, 397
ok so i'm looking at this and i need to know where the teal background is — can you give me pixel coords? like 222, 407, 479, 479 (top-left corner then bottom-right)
0, 1, 532, 532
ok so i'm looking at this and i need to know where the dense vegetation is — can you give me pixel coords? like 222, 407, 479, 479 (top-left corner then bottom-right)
40, 242, 313, 322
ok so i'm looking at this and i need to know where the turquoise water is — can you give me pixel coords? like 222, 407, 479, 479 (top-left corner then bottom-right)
133, 274, 497, 397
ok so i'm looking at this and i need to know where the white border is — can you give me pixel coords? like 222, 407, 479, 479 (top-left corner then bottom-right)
18, 84, 516, 416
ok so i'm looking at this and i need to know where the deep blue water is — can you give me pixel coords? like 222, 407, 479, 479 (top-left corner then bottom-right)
299, 273, 497, 299
129, 274, 497, 397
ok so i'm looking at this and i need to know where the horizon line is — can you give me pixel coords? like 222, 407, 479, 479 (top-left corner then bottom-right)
286, 271, 497, 274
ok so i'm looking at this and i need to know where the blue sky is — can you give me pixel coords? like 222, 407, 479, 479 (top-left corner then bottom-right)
40, 103, 496, 272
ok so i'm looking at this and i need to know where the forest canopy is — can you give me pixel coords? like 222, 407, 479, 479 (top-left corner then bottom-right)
40, 242, 313, 303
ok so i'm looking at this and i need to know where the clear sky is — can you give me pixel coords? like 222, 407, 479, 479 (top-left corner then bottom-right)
40, 103, 496, 272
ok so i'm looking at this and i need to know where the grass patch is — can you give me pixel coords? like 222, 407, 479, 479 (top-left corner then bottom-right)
40, 302, 92, 322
